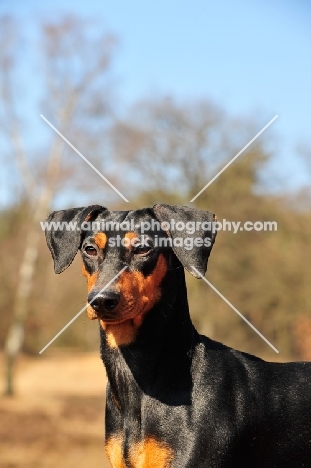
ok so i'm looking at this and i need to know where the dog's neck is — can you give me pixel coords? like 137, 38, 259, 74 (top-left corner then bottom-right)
100, 267, 196, 407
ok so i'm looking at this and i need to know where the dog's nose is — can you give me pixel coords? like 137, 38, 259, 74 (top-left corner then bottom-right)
88, 290, 121, 314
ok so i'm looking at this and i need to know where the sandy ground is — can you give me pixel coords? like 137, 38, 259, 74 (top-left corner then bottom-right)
0, 351, 111, 468
0, 348, 299, 468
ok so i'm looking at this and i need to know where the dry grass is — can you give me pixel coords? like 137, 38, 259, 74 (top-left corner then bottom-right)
0, 351, 111, 468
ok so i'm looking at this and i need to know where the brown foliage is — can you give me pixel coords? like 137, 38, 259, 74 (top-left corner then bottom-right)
294, 317, 311, 361
0, 17, 310, 364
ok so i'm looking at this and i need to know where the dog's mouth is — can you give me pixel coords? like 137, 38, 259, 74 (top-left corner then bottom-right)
96, 315, 134, 325
87, 304, 140, 325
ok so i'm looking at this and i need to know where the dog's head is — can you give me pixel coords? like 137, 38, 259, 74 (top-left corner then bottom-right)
45, 204, 216, 346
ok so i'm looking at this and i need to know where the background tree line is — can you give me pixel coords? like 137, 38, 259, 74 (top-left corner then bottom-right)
0, 15, 310, 395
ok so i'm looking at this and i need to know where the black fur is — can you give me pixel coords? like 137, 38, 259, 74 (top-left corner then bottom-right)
45, 204, 311, 468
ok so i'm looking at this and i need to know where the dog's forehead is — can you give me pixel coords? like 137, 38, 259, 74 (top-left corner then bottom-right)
94, 208, 155, 226
83, 208, 158, 241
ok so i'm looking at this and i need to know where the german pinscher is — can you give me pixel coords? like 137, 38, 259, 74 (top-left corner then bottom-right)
45, 204, 311, 468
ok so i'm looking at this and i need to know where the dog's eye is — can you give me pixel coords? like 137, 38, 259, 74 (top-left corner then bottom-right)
85, 246, 98, 257
133, 244, 151, 256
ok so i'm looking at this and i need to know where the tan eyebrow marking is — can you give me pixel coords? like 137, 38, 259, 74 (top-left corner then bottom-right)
124, 232, 139, 249
94, 232, 107, 249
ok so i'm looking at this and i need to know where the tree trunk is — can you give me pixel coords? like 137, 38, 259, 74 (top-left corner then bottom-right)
3, 133, 65, 395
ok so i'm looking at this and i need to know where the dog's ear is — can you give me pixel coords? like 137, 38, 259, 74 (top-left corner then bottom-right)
153, 204, 217, 278
45, 205, 106, 274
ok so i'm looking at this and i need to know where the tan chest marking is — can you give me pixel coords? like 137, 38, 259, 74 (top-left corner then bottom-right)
129, 436, 173, 468
105, 435, 173, 468
105, 435, 126, 468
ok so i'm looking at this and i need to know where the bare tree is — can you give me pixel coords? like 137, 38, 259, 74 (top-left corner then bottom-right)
109, 97, 269, 200
1, 15, 117, 395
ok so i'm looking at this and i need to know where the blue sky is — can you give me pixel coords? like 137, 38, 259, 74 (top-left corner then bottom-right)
1, 0, 310, 198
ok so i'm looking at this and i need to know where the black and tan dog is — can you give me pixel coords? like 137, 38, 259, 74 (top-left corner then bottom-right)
45, 204, 311, 468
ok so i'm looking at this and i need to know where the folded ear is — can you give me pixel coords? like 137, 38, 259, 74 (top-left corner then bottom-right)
45, 205, 106, 274
153, 204, 217, 278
